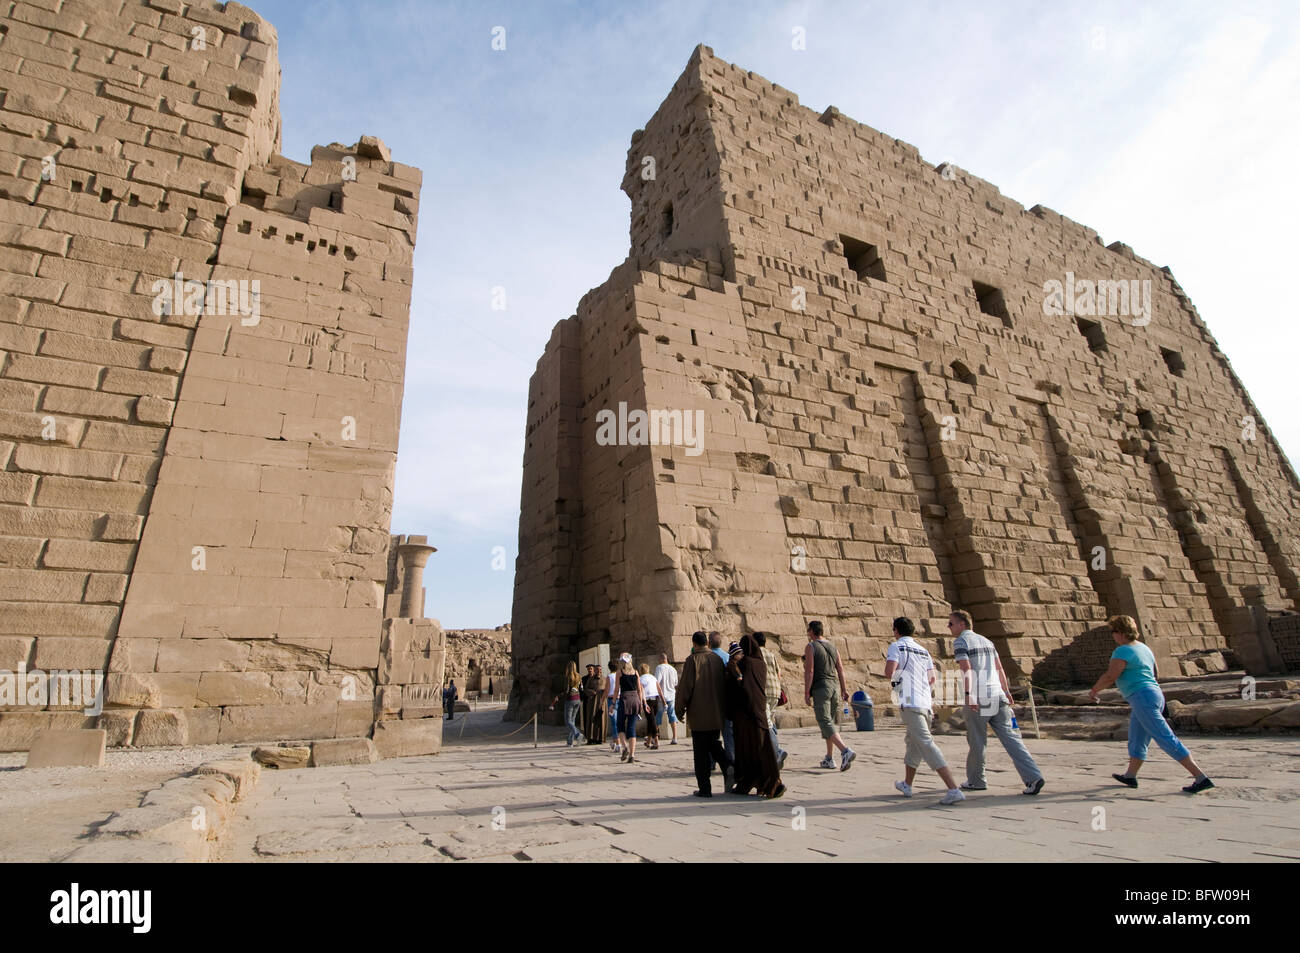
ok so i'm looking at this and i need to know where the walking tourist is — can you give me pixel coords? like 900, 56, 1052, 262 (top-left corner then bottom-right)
654, 653, 679, 744
639, 663, 662, 749
616, 657, 647, 763
886, 618, 964, 804
676, 631, 734, 797
727, 635, 784, 798
803, 621, 855, 770
949, 610, 1045, 795
443, 679, 457, 721
550, 661, 584, 746
752, 631, 786, 769
708, 631, 735, 761
1091, 614, 1214, 794
582, 664, 605, 745
606, 660, 620, 751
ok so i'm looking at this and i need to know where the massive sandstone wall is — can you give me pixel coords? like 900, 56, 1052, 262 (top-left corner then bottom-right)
511, 46, 1300, 714
0, 0, 421, 749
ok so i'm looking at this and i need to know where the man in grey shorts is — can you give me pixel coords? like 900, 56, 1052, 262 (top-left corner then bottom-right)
885, 617, 963, 804
950, 609, 1045, 795
802, 620, 855, 771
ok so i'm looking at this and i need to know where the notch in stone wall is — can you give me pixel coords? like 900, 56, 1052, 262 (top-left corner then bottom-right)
1076, 317, 1107, 354
973, 280, 1013, 328
840, 235, 886, 282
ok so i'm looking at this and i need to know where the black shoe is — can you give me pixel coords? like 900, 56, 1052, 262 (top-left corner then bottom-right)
1183, 776, 1214, 794
692, 790, 712, 798
1112, 773, 1138, 788
768, 783, 786, 800
1023, 778, 1046, 796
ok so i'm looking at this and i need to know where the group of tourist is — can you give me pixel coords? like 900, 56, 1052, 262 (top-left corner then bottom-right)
553, 653, 681, 759
555, 610, 1215, 799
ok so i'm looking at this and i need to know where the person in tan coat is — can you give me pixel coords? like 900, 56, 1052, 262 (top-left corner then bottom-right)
675, 631, 734, 797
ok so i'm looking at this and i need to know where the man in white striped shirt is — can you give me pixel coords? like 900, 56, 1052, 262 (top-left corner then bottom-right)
949, 609, 1045, 796
886, 618, 964, 804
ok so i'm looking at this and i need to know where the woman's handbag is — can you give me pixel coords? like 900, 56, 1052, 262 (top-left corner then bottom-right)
777, 687, 788, 707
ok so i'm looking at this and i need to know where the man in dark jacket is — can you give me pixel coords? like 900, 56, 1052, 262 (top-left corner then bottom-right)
443, 679, 458, 720
676, 631, 734, 797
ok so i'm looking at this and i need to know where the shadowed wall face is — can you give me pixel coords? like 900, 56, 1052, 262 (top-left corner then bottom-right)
511, 46, 1300, 715
0, 0, 421, 750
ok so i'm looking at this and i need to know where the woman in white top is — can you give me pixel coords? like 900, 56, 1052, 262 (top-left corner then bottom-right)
638, 664, 662, 750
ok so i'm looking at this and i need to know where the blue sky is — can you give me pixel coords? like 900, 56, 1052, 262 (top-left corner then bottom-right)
249, 0, 1300, 627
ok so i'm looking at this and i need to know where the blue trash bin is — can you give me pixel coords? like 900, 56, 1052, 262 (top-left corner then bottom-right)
851, 690, 874, 731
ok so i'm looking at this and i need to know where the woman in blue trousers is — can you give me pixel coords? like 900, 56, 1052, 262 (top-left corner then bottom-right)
1090, 615, 1214, 794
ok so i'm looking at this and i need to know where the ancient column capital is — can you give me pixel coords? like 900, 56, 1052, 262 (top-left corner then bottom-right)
397, 543, 436, 618
397, 542, 436, 570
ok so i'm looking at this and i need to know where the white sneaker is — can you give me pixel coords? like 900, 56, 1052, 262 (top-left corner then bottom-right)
818, 755, 835, 769
894, 780, 912, 798
840, 748, 856, 772
940, 788, 966, 805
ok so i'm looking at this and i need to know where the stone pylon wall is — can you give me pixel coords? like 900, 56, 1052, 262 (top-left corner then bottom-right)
512, 46, 1300, 713
0, 0, 421, 749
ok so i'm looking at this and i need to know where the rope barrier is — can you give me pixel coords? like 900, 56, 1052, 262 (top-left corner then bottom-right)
454, 710, 537, 741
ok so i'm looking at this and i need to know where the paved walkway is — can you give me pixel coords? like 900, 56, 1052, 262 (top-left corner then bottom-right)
218, 707, 1300, 862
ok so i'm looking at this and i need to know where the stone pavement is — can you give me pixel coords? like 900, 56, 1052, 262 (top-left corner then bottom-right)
216, 705, 1300, 863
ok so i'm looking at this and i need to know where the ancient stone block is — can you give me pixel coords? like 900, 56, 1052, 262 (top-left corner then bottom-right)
25, 728, 106, 768
253, 745, 311, 769
134, 708, 188, 746
372, 717, 441, 758
1195, 700, 1285, 730
311, 736, 379, 766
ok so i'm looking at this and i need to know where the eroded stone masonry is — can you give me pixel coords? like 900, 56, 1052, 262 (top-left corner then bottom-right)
0, 0, 433, 752
511, 46, 1300, 718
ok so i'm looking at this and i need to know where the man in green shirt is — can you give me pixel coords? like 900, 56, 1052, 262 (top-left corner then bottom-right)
803, 620, 855, 771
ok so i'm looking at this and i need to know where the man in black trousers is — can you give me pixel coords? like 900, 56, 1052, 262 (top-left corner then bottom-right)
675, 631, 734, 797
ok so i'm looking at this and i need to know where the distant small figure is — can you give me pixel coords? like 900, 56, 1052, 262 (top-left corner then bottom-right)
616, 657, 647, 763
443, 679, 457, 721
606, 661, 621, 752
1091, 615, 1214, 794
582, 664, 606, 745
654, 653, 680, 745
638, 664, 662, 749
551, 661, 584, 747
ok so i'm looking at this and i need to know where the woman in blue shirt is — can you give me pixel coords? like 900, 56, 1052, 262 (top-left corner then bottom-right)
1090, 615, 1214, 793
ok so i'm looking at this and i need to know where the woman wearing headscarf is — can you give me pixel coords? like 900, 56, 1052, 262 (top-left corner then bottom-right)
583, 663, 606, 745
727, 635, 785, 798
